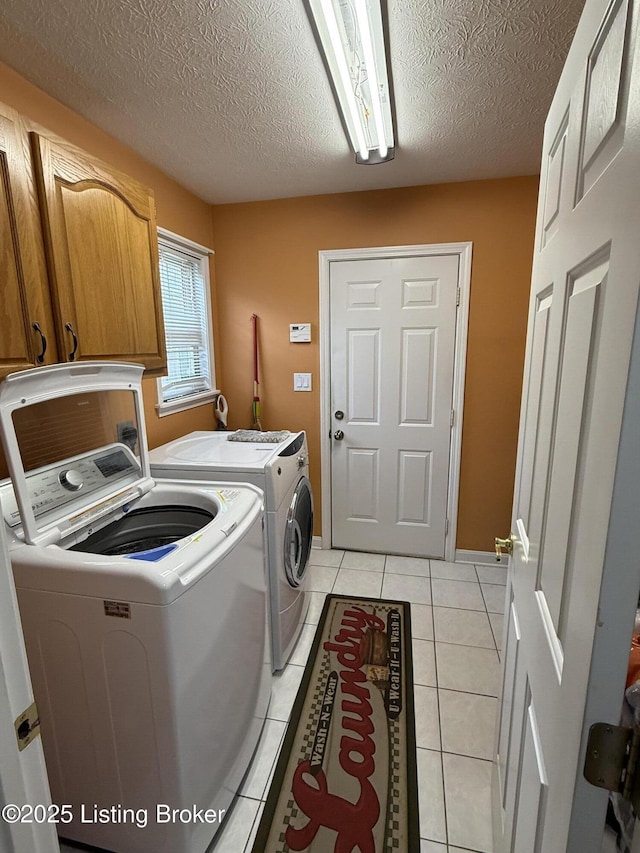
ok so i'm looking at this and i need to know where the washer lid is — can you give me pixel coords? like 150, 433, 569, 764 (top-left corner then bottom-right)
148, 430, 303, 473
0, 362, 153, 546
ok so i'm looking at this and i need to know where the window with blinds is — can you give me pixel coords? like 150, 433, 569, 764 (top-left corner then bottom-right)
156, 230, 216, 415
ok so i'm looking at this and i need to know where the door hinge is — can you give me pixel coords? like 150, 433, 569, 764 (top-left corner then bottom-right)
450, 409, 455, 427
456, 287, 461, 307
584, 722, 640, 812
445, 518, 449, 535
14, 701, 40, 752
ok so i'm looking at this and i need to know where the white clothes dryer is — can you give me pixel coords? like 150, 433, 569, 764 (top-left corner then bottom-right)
148, 430, 313, 671
0, 363, 271, 853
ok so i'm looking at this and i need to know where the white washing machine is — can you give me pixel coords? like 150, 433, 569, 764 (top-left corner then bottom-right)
0, 363, 271, 853
148, 430, 314, 671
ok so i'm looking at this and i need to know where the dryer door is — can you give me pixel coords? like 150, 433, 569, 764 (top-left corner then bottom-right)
283, 476, 313, 587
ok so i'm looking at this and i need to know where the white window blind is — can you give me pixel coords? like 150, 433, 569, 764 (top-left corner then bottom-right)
156, 231, 216, 414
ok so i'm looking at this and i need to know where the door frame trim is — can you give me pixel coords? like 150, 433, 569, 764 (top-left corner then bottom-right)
319, 242, 473, 562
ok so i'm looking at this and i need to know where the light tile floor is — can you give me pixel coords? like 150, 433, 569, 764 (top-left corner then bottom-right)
60, 550, 506, 853
209, 549, 506, 853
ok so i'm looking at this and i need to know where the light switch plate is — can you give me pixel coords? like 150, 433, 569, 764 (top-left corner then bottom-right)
294, 373, 312, 391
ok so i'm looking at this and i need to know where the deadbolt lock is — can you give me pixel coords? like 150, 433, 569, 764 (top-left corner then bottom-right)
495, 535, 515, 562
335, 410, 344, 420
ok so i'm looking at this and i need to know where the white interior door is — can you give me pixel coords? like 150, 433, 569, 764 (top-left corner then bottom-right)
329, 252, 459, 558
0, 521, 57, 853
494, 0, 640, 850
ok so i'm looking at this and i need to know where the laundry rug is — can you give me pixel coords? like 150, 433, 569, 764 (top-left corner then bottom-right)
252, 594, 419, 852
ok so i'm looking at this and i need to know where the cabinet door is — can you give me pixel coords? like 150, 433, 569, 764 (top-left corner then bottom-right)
31, 133, 167, 372
0, 105, 56, 379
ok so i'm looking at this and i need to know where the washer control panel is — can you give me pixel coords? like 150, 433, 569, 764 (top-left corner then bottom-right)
1, 445, 140, 528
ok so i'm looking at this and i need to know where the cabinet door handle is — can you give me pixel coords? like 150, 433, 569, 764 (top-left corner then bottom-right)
64, 322, 79, 361
32, 322, 47, 364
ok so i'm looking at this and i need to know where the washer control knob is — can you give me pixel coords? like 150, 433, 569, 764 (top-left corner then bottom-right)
297, 454, 306, 468
59, 469, 83, 491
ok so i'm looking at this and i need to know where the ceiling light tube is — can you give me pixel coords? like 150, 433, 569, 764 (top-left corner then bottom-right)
319, 0, 370, 160
354, 0, 387, 159
306, 0, 395, 164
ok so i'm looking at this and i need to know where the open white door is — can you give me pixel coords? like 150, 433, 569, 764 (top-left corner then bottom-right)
0, 519, 58, 852
493, 0, 640, 850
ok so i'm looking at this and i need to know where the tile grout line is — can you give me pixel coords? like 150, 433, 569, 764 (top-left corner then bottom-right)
476, 563, 501, 658
428, 565, 450, 849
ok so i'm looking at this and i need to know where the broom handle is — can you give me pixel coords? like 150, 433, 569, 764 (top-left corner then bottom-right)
251, 314, 259, 386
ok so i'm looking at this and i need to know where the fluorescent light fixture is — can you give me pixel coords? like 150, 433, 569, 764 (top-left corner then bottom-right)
306, 0, 395, 164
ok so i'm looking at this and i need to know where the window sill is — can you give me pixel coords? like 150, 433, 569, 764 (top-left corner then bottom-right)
155, 389, 220, 418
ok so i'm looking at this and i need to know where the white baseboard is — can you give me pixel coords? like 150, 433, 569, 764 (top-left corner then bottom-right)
455, 549, 496, 566
311, 541, 497, 566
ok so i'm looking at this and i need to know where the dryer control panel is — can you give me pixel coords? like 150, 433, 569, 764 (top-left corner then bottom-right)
1, 444, 141, 528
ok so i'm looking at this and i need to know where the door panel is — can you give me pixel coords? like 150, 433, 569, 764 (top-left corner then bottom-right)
497, 598, 526, 847
330, 253, 459, 557
539, 256, 607, 635
400, 328, 436, 424
397, 450, 432, 526
346, 448, 379, 521
348, 329, 380, 422
577, 0, 631, 199
514, 286, 553, 531
513, 698, 548, 853
541, 114, 569, 248
493, 0, 640, 850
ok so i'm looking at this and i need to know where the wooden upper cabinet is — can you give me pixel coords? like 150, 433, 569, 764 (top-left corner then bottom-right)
31, 133, 167, 373
0, 105, 57, 380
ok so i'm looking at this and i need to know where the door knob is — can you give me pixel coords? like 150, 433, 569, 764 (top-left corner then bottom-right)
495, 535, 515, 562
333, 430, 344, 441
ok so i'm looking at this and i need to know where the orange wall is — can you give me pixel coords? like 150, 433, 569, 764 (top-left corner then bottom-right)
1, 62, 539, 551
212, 178, 538, 551
0, 62, 218, 449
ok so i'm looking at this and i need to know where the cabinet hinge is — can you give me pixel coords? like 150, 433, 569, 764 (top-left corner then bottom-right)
450, 409, 455, 428
456, 287, 461, 307
584, 722, 640, 812
15, 701, 40, 752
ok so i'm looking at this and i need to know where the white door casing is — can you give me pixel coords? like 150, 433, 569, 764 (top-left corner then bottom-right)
493, 0, 640, 851
319, 244, 471, 561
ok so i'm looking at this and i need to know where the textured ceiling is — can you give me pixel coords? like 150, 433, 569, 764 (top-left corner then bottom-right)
0, 0, 585, 204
